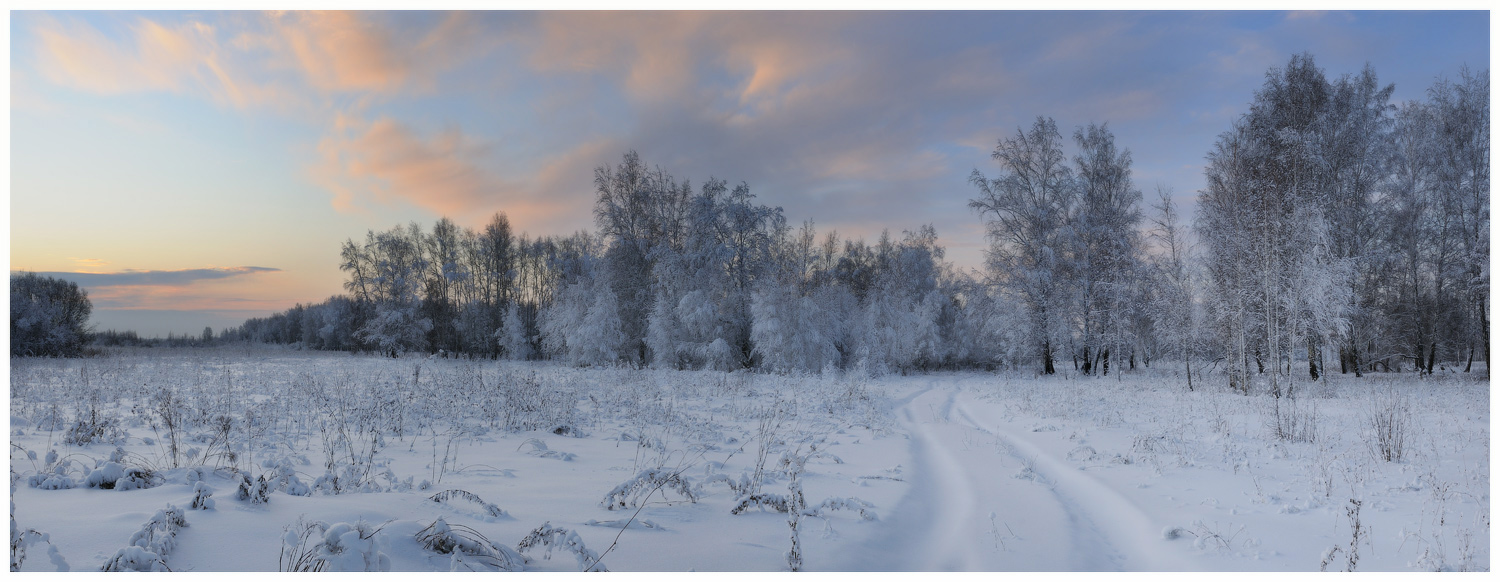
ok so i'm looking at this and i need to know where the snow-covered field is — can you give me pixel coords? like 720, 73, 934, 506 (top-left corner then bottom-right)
8, 348, 1490, 571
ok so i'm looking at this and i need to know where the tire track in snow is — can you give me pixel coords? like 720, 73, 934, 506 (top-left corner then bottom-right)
838, 382, 981, 570
953, 397, 1199, 571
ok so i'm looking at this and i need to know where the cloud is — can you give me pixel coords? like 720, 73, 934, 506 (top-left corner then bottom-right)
32, 14, 298, 110
34, 16, 202, 94
30, 11, 492, 110
315, 114, 509, 218
34, 266, 281, 288
68, 258, 110, 272
267, 11, 409, 93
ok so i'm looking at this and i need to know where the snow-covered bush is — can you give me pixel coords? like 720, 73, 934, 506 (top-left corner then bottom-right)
428, 489, 508, 519
516, 522, 607, 572
279, 519, 391, 572
263, 458, 312, 496
63, 407, 118, 446
495, 371, 580, 433
415, 517, 525, 571
1267, 394, 1318, 444
84, 460, 161, 491
1366, 389, 1412, 462
25, 451, 81, 490
601, 468, 697, 510
189, 483, 215, 510
317, 521, 391, 572
11, 500, 69, 572
100, 505, 187, 571
235, 474, 271, 504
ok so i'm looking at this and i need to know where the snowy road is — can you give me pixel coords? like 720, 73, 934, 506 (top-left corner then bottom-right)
841, 379, 1200, 571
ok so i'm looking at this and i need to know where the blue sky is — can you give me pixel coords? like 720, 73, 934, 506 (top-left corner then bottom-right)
8, 10, 1489, 337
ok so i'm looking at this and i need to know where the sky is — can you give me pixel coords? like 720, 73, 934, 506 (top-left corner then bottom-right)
7, 10, 1490, 338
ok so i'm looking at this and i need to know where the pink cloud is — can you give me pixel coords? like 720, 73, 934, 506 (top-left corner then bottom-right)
32, 14, 290, 110
31, 11, 491, 111
525, 12, 853, 111
315, 114, 504, 218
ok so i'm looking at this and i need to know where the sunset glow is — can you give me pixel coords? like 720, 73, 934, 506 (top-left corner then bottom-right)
10, 10, 1488, 336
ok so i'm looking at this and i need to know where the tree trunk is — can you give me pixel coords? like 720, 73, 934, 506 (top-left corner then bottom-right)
1307, 336, 1320, 381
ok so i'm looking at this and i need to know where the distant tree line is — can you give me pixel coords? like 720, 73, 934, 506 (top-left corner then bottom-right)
90, 328, 217, 349
225, 54, 1487, 386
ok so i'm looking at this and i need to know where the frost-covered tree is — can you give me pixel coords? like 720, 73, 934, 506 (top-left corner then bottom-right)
750, 282, 843, 374
1069, 123, 1144, 375
593, 151, 690, 364
1314, 66, 1393, 376
10, 272, 92, 357
356, 224, 432, 357
969, 116, 1077, 374
572, 278, 626, 367
498, 302, 534, 361
1197, 54, 1359, 391
1427, 68, 1489, 373
1146, 187, 1202, 388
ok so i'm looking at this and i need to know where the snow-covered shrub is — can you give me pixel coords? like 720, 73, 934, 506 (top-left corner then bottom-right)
1320, 499, 1365, 571
517, 438, 575, 461
730, 492, 792, 515
807, 497, 878, 521
1267, 394, 1318, 443
701, 472, 753, 498
601, 468, 697, 510
26, 467, 77, 491
235, 474, 271, 504
189, 483, 215, 510
495, 371, 580, 433
516, 522, 607, 572
279, 519, 391, 572
11, 500, 69, 572
100, 505, 187, 572
263, 458, 312, 496
63, 407, 118, 446
415, 517, 525, 571
318, 521, 391, 572
428, 489, 508, 519
25, 452, 81, 490
1366, 389, 1412, 462
84, 460, 161, 491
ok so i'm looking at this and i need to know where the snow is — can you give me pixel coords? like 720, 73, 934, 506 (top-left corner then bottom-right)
8, 349, 1490, 571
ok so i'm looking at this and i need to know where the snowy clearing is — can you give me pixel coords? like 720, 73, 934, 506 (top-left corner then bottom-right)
9, 349, 1489, 571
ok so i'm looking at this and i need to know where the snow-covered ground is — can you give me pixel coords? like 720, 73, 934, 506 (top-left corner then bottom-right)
8, 349, 1489, 571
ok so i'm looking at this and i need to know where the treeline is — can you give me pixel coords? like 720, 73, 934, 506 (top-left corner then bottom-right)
226, 153, 992, 374
1196, 55, 1488, 392
91, 329, 216, 349
229, 54, 1488, 384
